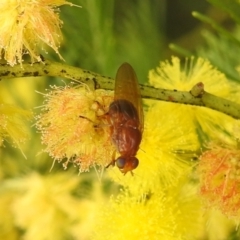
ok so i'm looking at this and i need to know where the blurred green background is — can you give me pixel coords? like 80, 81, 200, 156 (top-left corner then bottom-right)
1, 0, 240, 239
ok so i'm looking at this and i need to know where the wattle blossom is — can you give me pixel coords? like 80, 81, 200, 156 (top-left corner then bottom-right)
108, 100, 199, 194
199, 142, 240, 219
36, 84, 114, 173
0, 0, 79, 66
0, 97, 32, 155
0, 172, 108, 240
93, 175, 203, 240
149, 57, 235, 139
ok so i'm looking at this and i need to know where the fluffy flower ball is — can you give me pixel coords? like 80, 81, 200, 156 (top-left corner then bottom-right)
0, 0, 78, 65
36, 84, 114, 173
199, 143, 240, 219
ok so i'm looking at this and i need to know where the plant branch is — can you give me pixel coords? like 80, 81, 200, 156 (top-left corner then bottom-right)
0, 60, 240, 119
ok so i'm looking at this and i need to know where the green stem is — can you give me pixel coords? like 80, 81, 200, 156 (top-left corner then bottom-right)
1, 60, 240, 119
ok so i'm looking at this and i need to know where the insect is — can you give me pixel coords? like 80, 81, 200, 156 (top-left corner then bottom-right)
106, 62, 143, 175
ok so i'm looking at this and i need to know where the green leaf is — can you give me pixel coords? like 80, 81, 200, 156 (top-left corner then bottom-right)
168, 43, 192, 57
208, 0, 240, 25
192, 11, 240, 47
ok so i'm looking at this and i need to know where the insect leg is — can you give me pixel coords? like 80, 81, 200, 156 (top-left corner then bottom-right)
105, 150, 116, 168
79, 115, 95, 123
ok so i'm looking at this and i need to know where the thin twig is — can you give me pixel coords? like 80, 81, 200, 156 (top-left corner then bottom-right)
1, 59, 240, 119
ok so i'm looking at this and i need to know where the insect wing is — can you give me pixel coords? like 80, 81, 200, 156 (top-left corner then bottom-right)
114, 63, 143, 132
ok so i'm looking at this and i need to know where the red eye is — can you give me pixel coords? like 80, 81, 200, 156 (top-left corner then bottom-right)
130, 157, 139, 169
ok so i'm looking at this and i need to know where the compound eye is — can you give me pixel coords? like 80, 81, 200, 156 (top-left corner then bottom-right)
116, 157, 126, 169
131, 157, 139, 169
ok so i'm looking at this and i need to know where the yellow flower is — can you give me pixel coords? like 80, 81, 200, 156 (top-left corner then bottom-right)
199, 142, 240, 219
0, 191, 20, 240
93, 175, 203, 240
95, 58, 238, 238
149, 56, 235, 139
149, 57, 229, 93
0, 98, 32, 155
0, 0, 79, 66
107, 99, 199, 194
36, 84, 114, 172
203, 209, 236, 240
0, 171, 116, 240
8, 172, 105, 240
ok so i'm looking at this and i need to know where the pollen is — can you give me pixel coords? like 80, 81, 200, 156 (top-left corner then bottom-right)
0, 0, 79, 65
35, 84, 114, 173
199, 142, 240, 219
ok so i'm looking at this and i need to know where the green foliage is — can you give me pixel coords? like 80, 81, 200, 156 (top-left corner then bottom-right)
192, 2, 240, 82
208, 0, 240, 24
171, 0, 240, 83
197, 28, 240, 82
60, 0, 164, 83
